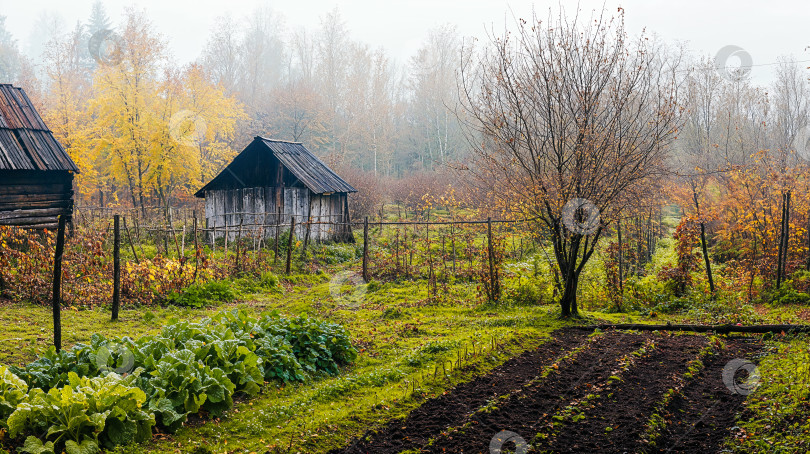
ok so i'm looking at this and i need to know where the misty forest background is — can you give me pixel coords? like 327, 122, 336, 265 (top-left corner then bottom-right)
0, 3, 470, 212
1, 3, 810, 278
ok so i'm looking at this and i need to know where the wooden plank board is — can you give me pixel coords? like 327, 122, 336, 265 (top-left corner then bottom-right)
0, 183, 71, 196
0, 216, 63, 226
0, 199, 71, 211
0, 207, 70, 221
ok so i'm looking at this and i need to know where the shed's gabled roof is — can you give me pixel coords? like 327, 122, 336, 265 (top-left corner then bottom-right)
0, 84, 79, 172
195, 137, 356, 197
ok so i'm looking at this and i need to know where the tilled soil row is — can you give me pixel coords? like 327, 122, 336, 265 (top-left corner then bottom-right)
422, 330, 649, 453
535, 333, 708, 453
648, 336, 763, 453
330, 329, 590, 454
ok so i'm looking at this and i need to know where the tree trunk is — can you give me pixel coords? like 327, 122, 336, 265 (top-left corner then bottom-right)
694, 189, 715, 299
700, 221, 715, 298
559, 267, 581, 317
776, 193, 784, 287
557, 234, 583, 318
782, 191, 790, 281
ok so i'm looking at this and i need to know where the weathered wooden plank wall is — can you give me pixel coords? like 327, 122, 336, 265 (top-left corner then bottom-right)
0, 170, 74, 229
204, 186, 352, 242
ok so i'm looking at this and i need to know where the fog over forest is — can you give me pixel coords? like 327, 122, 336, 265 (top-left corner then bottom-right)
1, 1, 808, 209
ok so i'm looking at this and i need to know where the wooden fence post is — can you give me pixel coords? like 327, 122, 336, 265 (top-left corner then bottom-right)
363, 216, 369, 282
286, 216, 296, 274
112, 215, 120, 321
487, 217, 495, 301
235, 217, 244, 274
193, 213, 199, 282
274, 207, 281, 266
52, 215, 66, 351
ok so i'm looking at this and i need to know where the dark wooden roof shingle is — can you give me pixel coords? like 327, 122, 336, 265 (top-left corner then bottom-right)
261, 138, 356, 194
195, 137, 356, 196
0, 84, 79, 172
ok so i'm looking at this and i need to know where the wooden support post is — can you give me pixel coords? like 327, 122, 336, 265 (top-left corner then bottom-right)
450, 219, 456, 276
193, 213, 199, 282
363, 216, 369, 282
274, 207, 281, 266
236, 217, 244, 274
487, 217, 496, 302
52, 215, 66, 351
224, 217, 229, 257
211, 220, 216, 251
112, 215, 121, 321
286, 216, 295, 274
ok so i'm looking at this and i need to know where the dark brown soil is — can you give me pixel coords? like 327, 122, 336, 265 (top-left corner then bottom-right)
423, 330, 650, 454
648, 336, 762, 453
329, 330, 764, 454
535, 333, 708, 453
330, 329, 589, 454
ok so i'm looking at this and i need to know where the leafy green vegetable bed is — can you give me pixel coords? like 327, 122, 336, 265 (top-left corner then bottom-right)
0, 310, 356, 454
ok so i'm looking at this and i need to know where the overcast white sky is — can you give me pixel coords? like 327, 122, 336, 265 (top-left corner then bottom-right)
2, 0, 809, 84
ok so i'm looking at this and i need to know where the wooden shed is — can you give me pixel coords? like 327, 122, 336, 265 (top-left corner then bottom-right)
195, 137, 357, 242
0, 84, 79, 229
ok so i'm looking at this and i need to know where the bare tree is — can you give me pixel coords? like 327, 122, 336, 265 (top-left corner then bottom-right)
460, 9, 682, 317
201, 15, 241, 93
409, 24, 464, 168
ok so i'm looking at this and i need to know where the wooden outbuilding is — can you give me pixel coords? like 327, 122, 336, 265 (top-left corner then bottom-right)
0, 84, 79, 229
195, 137, 356, 242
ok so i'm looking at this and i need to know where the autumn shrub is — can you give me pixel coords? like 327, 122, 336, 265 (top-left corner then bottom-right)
333, 165, 385, 219
760, 278, 810, 306
0, 227, 55, 304
0, 225, 289, 308
389, 170, 454, 215
657, 217, 700, 297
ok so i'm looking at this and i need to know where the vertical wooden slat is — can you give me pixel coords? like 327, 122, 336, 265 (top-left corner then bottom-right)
286, 216, 295, 274
363, 216, 369, 282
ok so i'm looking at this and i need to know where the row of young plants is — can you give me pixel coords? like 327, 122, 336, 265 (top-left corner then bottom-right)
0, 309, 357, 454
640, 336, 726, 447
419, 330, 606, 451
533, 335, 660, 446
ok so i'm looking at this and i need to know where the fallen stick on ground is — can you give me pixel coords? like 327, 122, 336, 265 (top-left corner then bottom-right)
570, 323, 810, 334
